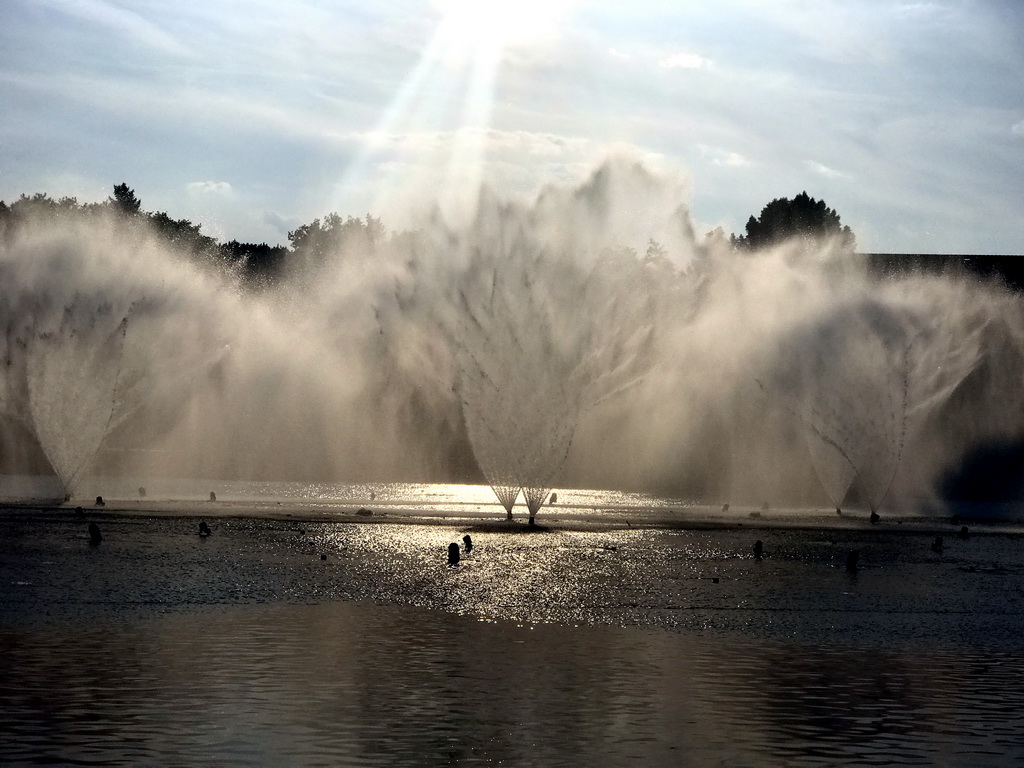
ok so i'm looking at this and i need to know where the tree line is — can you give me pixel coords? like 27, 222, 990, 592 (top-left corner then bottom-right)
0, 183, 385, 289
0, 182, 890, 284
5, 181, 1019, 298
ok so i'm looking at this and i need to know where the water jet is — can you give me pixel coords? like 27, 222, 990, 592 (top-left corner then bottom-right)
1, 159, 1023, 517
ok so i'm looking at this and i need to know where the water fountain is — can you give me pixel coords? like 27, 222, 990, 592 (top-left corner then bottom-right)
437, 185, 673, 523
19, 298, 130, 496
763, 300, 912, 512
0, 222, 233, 498
2, 157, 1024, 515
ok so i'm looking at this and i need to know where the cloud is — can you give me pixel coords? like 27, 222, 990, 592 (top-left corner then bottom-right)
4, 1, 1022, 254
717, 152, 750, 168
35, 0, 188, 56
336, 127, 594, 163
658, 52, 711, 70
697, 144, 751, 168
187, 180, 234, 196
263, 210, 302, 237
805, 160, 848, 179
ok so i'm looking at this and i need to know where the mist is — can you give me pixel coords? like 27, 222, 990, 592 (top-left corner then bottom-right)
2, 155, 1023, 510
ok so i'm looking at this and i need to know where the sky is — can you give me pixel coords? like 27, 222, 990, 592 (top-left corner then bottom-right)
1, 0, 1022, 254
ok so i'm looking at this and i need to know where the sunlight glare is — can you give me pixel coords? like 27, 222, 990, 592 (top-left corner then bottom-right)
433, 0, 572, 48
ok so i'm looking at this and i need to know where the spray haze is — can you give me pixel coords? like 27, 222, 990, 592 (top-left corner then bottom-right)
1, 156, 1022, 511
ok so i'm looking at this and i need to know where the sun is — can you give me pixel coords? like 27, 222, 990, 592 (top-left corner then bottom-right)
433, 0, 572, 49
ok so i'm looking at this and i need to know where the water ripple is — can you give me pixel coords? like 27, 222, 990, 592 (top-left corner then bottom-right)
3, 515, 1024, 765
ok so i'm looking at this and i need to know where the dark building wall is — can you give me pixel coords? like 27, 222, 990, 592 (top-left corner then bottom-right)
866, 253, 1024, 291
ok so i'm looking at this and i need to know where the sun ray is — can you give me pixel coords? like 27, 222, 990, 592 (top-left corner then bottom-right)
329, 1, 574, 223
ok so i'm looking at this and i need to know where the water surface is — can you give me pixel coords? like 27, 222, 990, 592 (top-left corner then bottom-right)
3, 600, 1023, 767
2, 512, 1023, 766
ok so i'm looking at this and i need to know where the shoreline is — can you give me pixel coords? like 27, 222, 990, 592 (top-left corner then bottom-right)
3, 497, 1023, 536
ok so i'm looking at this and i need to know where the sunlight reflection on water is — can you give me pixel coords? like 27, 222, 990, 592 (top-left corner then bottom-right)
3, 512, 1024, 766
2, 475, 696, 513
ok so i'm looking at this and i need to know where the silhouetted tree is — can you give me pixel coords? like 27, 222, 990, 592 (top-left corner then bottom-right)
0, 193, 108, 243
102, 183, 220, 258
109, 183, 142, 216
0, 183, 402, 287
288, 213, 385, 262
0, 199, 9, 243
221, 240, 289, 284
147, 210, 217, 255
732, 191, 855, 252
